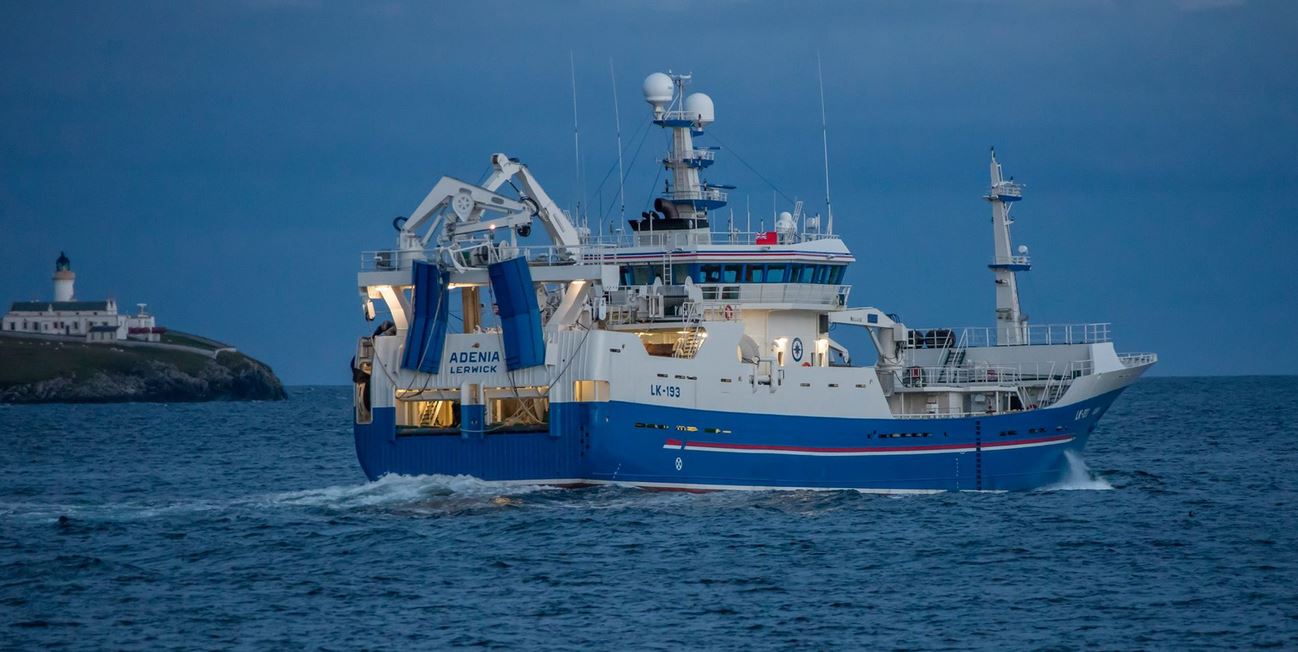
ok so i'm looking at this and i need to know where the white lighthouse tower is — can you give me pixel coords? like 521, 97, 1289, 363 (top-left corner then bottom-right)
53, 251, 75, 302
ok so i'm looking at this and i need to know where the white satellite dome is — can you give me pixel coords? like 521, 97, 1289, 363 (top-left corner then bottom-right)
643, 73, 673, 106
683, 92, 715, 124
1017, 244, 1029, 255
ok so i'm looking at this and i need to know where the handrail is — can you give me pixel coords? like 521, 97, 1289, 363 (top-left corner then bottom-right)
667, 189, 728, 203
361, 230, 849, 272
696, 283, 849, 307
991, 255, 1031, 266
1118, 352, 1158, 367
904, 323, 1112, 348
892, 359, 1092, 389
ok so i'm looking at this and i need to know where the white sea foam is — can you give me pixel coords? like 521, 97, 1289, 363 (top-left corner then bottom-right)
1042, 450, 1114, 491
262, 473, 551, 509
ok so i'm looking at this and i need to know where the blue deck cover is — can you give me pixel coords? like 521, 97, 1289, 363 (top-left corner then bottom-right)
401, 261, 450, 373
488, 256, 546, 370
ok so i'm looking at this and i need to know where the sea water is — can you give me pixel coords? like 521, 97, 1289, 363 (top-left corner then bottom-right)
2, 378, 1295, 649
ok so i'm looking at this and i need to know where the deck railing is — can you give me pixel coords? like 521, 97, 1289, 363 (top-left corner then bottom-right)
362, 231, 849, 272
1118, 352, 1158, 367
361, 244, 628, 272
904, 323, 1112, 349
893, 359, 1093, 389
696, 283, 848, 307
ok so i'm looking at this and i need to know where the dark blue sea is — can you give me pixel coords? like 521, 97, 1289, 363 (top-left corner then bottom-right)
2, 378, 1296, 650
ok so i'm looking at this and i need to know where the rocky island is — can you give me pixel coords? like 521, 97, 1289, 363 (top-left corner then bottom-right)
1, 252, 286, 404
0, 332, 286, 404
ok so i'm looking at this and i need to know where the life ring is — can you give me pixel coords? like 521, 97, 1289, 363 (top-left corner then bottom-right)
723, 304, 734, 320
908, 367, 922, 384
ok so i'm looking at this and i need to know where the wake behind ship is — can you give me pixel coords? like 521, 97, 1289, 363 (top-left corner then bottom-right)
348, 71, 1156, 492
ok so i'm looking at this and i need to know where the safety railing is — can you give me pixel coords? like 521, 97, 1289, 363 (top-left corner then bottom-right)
990, 255, 1031, 267
696, 283, 849, 307
360, 244, 627, 272
1118, 352, 1158, 367
892, 359, 1093, 390
580, 230, 844, 248
364, 230, 852, 272
989, 181, 1023, 199
668, 189, 728, 204
669, 148, 715, 163
904, 323, 1112, 349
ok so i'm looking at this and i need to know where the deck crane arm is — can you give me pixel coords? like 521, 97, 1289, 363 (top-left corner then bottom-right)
829, 308, 910, 368
398, 176, 530, 250
481, 153, 583, 249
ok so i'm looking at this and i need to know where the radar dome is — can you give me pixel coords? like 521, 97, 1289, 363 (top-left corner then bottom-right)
643, 73, 673, 106
1017, 244, 1029, 255
684, 92, 715, 124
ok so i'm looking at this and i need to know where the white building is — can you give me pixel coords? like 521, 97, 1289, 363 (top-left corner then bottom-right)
2, 252, 163, 342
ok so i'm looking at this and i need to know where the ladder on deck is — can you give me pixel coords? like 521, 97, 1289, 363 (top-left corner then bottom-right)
673, 325, 706, 358
673, 303, 706, 358
936, 333, 969, 383
418, 401, 440, 427
1039, 362, 1067, 406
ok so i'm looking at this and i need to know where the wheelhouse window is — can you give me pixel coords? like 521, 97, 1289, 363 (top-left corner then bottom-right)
697, 264, 722, 283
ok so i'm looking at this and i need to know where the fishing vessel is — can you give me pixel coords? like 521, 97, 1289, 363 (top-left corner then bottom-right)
349, 72, 1156, 492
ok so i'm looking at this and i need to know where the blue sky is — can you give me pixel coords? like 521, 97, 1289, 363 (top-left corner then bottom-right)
2, 0, 1295, 382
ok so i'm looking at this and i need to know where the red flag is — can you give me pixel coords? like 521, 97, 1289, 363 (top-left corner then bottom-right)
755, 231, 777, 245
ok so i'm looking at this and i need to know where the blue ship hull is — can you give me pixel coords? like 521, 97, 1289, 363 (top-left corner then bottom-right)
353, 388, 1125, 492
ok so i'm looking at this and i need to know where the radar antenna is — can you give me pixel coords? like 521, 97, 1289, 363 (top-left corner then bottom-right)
817, 51, 834, 235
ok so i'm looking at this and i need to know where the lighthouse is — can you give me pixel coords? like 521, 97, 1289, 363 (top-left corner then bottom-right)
53, 251, 75, 302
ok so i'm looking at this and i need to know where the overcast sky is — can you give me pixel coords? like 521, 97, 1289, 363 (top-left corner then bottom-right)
2, 0, 1295, 382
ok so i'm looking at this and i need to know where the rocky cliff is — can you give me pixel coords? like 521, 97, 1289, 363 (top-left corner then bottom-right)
0, 334, 287, 404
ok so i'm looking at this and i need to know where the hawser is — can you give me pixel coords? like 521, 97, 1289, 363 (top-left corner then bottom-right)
349, 71, 1156, 492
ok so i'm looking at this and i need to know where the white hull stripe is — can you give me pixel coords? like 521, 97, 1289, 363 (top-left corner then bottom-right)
663, 435, 1074, 457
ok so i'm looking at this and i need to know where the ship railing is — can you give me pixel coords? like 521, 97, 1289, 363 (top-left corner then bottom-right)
990, 181, 1023, 198
668, 148, 715, 163
903, 322, 1112, 349
668, 189, 728, 204
1118, 352, 1158, 367
991, 255, 1031, 267
696, 283, 849, 307
580, 230, 844, 248
680, 301, 744, 323
361, 244, 627, 272
893, 359, 1093, 390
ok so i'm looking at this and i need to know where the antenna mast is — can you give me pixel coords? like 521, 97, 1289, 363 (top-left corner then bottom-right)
817, 51, 834, 235
569, 52, 584, 228
609, 59, 627, 236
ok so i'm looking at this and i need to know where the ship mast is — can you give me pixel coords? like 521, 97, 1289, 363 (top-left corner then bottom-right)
640, 72, 724, 244
985, 148, 1029, 345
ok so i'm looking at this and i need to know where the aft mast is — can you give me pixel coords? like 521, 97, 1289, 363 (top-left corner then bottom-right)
985, 148, 1029, 345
